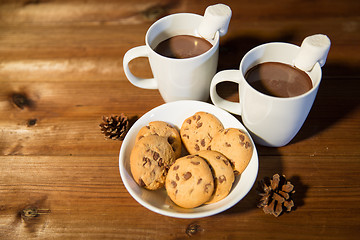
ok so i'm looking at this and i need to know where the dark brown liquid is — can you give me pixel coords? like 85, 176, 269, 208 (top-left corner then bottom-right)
153, 35, 213, 59
245, 62, 312, 98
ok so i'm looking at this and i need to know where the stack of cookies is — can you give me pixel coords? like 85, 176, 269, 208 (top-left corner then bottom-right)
130, 112, 253, 209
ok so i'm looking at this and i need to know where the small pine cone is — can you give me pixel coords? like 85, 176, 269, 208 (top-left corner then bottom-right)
99, 114, 129, 141
257, 174, 295, 217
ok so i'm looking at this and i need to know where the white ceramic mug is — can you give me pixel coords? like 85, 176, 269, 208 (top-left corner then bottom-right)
210, 42, 322, 147
123, 13, 220, 102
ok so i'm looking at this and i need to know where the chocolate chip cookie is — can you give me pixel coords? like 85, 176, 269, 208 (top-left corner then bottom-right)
209, 128, 253, 175
130, 135, 176, 190
196, 150, 235, 204
165, 155, 214, 208
180, 112, 224, 155
136, 121, 182, 159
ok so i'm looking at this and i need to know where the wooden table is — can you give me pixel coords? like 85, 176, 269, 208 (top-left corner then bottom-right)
1, 0, 359, 239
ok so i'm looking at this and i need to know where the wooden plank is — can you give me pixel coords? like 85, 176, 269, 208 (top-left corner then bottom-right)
1, 155, 359, 239
0, 0, 183, 25
0, 0, 359, 239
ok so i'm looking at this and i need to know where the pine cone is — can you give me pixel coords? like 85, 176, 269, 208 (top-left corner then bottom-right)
99, 114, 129, 140
257, 174, 295, 217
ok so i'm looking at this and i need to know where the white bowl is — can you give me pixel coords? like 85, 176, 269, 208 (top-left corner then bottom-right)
119, 100, 258, 218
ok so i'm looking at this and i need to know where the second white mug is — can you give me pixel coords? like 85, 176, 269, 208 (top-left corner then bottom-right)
210, 42, 323, 147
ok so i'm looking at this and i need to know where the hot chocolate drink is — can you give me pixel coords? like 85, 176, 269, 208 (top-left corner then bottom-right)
245, 62, 312, 98
153, 35, 213, 59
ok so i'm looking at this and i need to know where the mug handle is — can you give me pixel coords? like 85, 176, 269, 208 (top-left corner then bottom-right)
123, 46, 158, 89
210, 69, 242, 115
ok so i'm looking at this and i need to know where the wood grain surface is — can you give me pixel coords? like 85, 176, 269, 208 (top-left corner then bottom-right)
1, 0, 359, 239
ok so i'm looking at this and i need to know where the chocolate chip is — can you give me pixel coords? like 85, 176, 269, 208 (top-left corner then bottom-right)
197, 115, 201, 121
207, 146, 211, 150
171, 180, 177, 188
196, 122, 203, 128
197, 178, 202, 185
200, 139, 205, 147
194, 144, 200, 151
176, 173, 180, 181
173, 165, 179, 170
223, 159, 229, 166
218, 175, 226, 183
182, 134, 189, 139
225, 142, 231, 147
204, 183, 212, 193
186, 119, 192, 124
183, 172, 192, 180
139, 178, 146, 187
224, 129, 230, 134
191, 161, 200, 165
146, 126, 150, 129
168, 136, 175, 144
153, 151, 160, 160
245, 142, 251, 149
142, 157, 151, 166
239, 134, 245, 142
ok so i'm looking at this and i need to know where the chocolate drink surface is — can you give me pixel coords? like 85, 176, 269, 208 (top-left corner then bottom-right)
153, 35, 213, 59
245, 62, 313, 98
